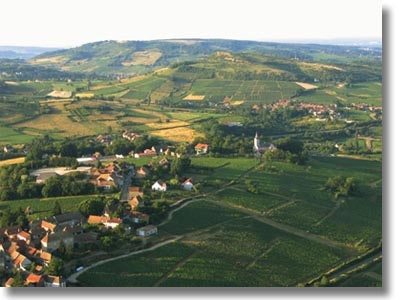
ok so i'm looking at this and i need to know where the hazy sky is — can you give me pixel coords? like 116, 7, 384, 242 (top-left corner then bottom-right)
1, 0, 383, 47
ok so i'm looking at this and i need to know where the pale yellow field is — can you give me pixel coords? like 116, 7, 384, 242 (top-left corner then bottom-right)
75, 93, 95, 98
149, 126, 204, 143
15, 114, 96, 136
295, 82, 318, 90
183, 94, 205, 101
47, 90, 72, 98
31, 56, 67, 64
299, 62, 344, 72
122, 50, 162, 66
231, 100, 244, 106
40, 99, 72, 105
0, 157, 25, 166
5, 81, 19, 86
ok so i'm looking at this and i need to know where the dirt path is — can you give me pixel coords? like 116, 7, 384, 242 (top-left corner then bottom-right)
67, 236, 183, 283
314, 200, 341, 227
210, 199, 354, 252
245, 238, 281, 270
152, 251, 197, 287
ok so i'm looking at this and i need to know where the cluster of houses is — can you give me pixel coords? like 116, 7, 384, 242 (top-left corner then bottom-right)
0, 205, 158, 287
350, 102, 382, 112
31, 162, 126, 193
88, 162, 125, 191
259, 99, 340, 119
253, 98, 382, 122
1, 139, 215, 287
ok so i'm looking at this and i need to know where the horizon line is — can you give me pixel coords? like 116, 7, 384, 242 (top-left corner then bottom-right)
0, 36, 383, 50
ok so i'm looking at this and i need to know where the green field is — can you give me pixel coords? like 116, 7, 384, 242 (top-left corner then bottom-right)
332, 82, 382, 106
74, 154, 381, 287
297, 89, 341, 105
188, 79, 299, 103
78, 210, 352, 287
0, 195, 98, 220
0, 126, 34, 144
189, 156, 381, 248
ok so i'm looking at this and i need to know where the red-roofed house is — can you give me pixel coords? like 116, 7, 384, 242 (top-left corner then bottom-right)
128, 195, 144, 210
36, 250, 52, 266
41, 220, 57, 233
88, 215, 121, 229
194, 143, 209, 155
17, 231, 31, 244
87, 215, 109, 225
25, 273, 44, 287
5, 277, 14, 287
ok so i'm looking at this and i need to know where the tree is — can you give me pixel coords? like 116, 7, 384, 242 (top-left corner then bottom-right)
41, 175, 63, 197
59, 141, 78, 157
78, 198, 105, 217
245, 179, 259, 194
275, 137, 304, 155
324, 176, 358, 199
46, 256, 65, 276
11, 271, 25, 287
57, 239, 66, 257
100, 236, 113, 250
170, 156, 191, 176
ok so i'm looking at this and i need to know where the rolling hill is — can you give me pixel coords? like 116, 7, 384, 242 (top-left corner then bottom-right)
0, 46, 61, 59
29, 39, 382, 76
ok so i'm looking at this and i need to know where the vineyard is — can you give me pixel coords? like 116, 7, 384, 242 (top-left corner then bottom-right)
75, 155, 381, 287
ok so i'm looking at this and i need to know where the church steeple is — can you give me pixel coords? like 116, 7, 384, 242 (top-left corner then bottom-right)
254, 132, 260, 151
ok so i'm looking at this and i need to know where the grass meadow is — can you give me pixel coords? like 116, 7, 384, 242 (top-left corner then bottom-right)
0, 195, 98, 220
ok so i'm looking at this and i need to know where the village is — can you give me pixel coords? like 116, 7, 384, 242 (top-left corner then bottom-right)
0, 140, 210, 287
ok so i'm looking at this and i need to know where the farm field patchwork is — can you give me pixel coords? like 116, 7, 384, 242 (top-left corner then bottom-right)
0, 43, 382, 288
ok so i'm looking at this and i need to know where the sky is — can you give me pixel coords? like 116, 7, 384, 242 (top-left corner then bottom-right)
0, 0, 383, 48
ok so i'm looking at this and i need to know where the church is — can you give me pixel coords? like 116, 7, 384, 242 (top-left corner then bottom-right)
253, 132, 276, 155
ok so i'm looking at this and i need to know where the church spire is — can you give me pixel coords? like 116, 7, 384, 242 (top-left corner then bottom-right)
254, 131, 260, 151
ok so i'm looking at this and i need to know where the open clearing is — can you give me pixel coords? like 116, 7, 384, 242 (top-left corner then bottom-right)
183, 94, 205, 101
0, 157, 25, 166
295, 82, 318, 90
122, 50, 162, 66
149, 126, 204, 143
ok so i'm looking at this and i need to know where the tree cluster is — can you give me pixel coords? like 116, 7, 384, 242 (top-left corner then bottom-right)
323, 176, 358, 199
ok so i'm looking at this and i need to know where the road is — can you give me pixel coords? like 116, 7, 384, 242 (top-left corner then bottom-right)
119, 169, 134, 202
67, 236, 183, 283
